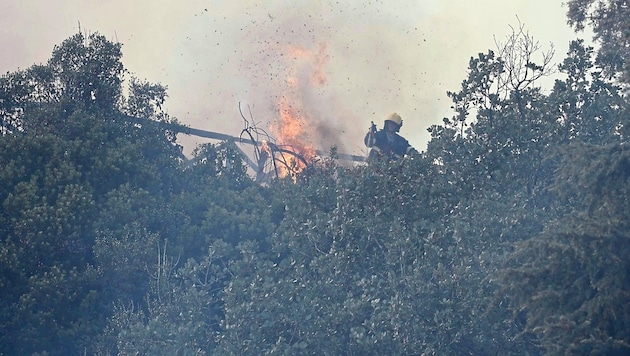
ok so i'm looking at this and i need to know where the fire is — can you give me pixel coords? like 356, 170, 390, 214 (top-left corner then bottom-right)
269, 43, 329, 177
275, 98, 316, 160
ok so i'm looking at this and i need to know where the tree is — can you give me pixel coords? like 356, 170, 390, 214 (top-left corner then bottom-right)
566, 0, 630, 85
426, 22, 557, 204
96, 240, 234, 355
213, 154, 538, 354
0, 134, 103, 354
12, 33, 124, 137
0, 69, 30, 134
3, 13, 629, 355
495, 143, 630, 354
124, 77, 168, 120
0, 32, 186, 355
549, 39, 627, 145
46, 32, 124, 114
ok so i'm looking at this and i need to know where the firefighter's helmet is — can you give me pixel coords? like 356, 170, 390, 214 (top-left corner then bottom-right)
385, 112, 403, 127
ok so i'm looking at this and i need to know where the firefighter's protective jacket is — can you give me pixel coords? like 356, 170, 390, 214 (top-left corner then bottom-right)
364, 129, 412, 160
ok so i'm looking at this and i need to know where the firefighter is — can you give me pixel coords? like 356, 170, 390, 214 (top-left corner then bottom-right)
364, 112, 414, 160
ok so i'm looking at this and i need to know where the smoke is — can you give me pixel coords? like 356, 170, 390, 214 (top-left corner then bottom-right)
0, 0, 579, 157
174, 0, 578, 157
183, 0, 450, 156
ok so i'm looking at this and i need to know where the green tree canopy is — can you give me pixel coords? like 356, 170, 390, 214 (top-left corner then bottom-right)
1, 16, 629, 355
566, 0, 630, 84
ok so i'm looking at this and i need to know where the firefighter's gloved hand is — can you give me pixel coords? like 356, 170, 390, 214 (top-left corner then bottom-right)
370, 121, 377, 133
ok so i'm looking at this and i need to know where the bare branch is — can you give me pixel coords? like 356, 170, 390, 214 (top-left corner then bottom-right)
494, 17, 556, 94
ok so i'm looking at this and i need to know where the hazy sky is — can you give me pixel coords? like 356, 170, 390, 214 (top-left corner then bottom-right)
0, 1, 589, 156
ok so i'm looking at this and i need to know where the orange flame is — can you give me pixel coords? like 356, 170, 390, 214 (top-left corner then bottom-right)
275, 98, 316, 160
269, 43, 328, 176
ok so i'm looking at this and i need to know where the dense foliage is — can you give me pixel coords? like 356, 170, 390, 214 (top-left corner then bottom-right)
566, 0, 630, 85
0, 14, 628, 355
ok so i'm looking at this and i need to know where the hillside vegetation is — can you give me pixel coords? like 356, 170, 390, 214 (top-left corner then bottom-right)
1, 5, 629, 354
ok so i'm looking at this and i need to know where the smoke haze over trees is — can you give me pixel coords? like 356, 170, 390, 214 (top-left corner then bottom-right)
0, 1, 582, 156
0, 4, 629, 355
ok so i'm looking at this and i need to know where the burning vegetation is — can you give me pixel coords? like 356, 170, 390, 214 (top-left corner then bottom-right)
251, 42, 332, 180
239, 104, 311, 182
